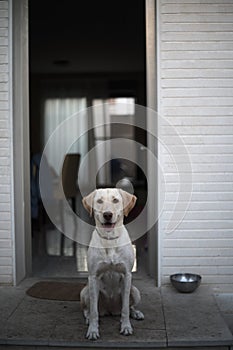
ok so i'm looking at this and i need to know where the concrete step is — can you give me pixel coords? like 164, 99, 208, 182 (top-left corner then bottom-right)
0, 279, 232, 349
0, 346, 231, 350
161, 285, 233, 348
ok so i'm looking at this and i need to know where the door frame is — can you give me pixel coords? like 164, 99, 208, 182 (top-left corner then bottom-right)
11, 0, 160, 285
145, 0, 160, 286
10, 0, 31, 285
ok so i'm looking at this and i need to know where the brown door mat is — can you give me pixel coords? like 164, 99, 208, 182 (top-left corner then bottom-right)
26, 281, 86, 301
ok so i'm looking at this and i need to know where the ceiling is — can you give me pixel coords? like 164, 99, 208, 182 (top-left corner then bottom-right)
29, 0, 146, 74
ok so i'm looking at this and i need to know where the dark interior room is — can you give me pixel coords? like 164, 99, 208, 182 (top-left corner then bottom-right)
29, 0, 148, 278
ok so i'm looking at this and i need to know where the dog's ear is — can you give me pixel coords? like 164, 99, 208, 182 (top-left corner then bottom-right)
119, 189, 137, 217
82, 190, 97, 216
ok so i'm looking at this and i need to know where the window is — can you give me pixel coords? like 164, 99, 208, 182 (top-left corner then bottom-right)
42, 98, 87, 173
92, 98, 136, 186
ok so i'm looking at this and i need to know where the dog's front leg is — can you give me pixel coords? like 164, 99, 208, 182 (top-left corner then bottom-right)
120, 272, 133, 335
86, 275, 100, 340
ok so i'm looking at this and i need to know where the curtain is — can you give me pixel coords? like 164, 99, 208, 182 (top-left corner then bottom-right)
42, 97, 87, 174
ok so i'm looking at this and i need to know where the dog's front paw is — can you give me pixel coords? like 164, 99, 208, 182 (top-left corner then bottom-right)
130, 308, 144, 320
86, 324, 100, 340
120, 322, 133, 336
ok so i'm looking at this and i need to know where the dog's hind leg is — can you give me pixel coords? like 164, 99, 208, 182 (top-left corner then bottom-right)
80, 286, 90, 325
130, 285, 144, 320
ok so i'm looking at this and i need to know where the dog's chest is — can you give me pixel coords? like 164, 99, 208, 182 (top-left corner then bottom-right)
97, 248, 126, 275
102, 248, 120, 265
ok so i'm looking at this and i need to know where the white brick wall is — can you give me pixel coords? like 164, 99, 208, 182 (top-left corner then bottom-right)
159, 0, 233, 292
0, 0, 13, 285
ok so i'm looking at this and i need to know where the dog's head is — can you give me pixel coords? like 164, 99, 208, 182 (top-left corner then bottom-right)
82, 188, 136, 233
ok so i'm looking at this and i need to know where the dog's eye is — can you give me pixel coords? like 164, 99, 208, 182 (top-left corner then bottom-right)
113, 198, 119, 203
97, 199, 103, 204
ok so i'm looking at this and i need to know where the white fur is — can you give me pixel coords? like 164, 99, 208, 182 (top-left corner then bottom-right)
80, 188, 144, 340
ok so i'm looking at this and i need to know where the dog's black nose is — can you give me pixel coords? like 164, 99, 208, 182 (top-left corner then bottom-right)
103, 211, 113, 221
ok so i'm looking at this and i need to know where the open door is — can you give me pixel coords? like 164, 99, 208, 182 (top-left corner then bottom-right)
29, 0, 149, 278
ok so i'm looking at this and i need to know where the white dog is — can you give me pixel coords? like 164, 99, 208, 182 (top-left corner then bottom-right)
80, 188, 144, 340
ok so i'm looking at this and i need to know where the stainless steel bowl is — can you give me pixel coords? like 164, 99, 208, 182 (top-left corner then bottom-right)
170, 273, 202, 293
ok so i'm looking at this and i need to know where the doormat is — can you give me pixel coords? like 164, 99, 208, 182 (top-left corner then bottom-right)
26, 281, 86, 301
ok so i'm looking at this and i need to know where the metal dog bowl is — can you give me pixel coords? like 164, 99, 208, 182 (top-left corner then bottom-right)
170, 273, 202, 293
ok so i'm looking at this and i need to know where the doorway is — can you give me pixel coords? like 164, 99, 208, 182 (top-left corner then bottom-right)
27, 0, 156, 280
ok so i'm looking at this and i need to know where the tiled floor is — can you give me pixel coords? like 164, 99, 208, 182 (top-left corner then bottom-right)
0, 276, 232, 349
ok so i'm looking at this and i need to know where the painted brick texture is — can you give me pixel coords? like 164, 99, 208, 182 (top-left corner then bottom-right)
159, 0, 233, 292
0, 0, 13, 285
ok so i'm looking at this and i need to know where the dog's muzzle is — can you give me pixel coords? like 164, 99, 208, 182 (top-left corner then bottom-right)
101, 211, 115, 231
